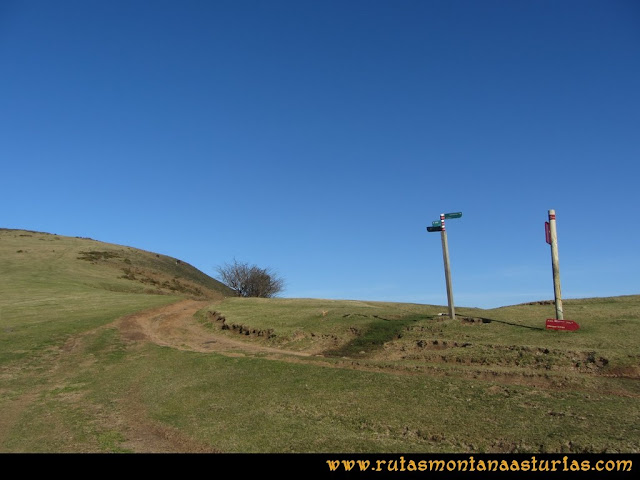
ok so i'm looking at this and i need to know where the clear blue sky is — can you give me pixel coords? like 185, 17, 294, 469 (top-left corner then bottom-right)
2, 0, 639, 308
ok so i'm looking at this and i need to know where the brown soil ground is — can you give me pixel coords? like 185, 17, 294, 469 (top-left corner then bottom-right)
115, 299, 312, 358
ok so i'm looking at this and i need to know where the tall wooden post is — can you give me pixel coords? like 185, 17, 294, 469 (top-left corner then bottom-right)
548, 209, 563, 320
440, 213, 455, 319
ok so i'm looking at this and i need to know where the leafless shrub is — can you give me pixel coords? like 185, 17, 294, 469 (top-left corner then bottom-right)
215, 259, 284, 298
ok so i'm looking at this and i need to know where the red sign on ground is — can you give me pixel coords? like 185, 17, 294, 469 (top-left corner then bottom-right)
546, 319, 580, 331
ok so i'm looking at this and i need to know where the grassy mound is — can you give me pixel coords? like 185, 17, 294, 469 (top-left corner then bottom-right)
202, 295, 640, 380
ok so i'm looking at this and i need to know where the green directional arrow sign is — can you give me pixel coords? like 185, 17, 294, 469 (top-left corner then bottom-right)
443, 212, 462, 219
432, 220, 442, 227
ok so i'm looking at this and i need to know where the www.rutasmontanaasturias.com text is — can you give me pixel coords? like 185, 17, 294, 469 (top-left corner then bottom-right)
325, 455, 633, 473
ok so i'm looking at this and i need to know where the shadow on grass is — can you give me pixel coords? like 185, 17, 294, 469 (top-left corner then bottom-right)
469, 316, 545, 331
322, 314, 432, 358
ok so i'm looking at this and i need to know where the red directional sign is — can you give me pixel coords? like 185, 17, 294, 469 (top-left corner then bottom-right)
545, 221, 551, 244
546, 319, 580, 331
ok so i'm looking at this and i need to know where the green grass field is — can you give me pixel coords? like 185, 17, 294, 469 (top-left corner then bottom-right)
1, 229, 638, 453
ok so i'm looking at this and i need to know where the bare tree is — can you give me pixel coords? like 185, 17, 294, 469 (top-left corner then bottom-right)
216, 259, 284, 298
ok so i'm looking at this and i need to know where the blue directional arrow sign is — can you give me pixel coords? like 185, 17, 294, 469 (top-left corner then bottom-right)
426, 226, 443, 232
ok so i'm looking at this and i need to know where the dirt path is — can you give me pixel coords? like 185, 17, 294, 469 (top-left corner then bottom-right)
37, 299, 316, 453
115, 299, 312, 359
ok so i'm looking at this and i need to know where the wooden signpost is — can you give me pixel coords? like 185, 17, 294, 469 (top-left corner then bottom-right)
426, 212, 462, 319
545, 209, 579, 331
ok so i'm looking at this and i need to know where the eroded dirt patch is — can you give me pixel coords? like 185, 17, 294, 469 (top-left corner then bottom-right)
115, 299, 311, 358
207, 310, 275, 339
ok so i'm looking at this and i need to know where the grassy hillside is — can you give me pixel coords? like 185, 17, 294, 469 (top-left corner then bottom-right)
1, 228, 638, 454
0, 228, 232, 363
0, 228, 232, 298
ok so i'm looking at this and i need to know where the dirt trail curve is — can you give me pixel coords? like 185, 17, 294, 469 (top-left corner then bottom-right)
115, 299, 312, 359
